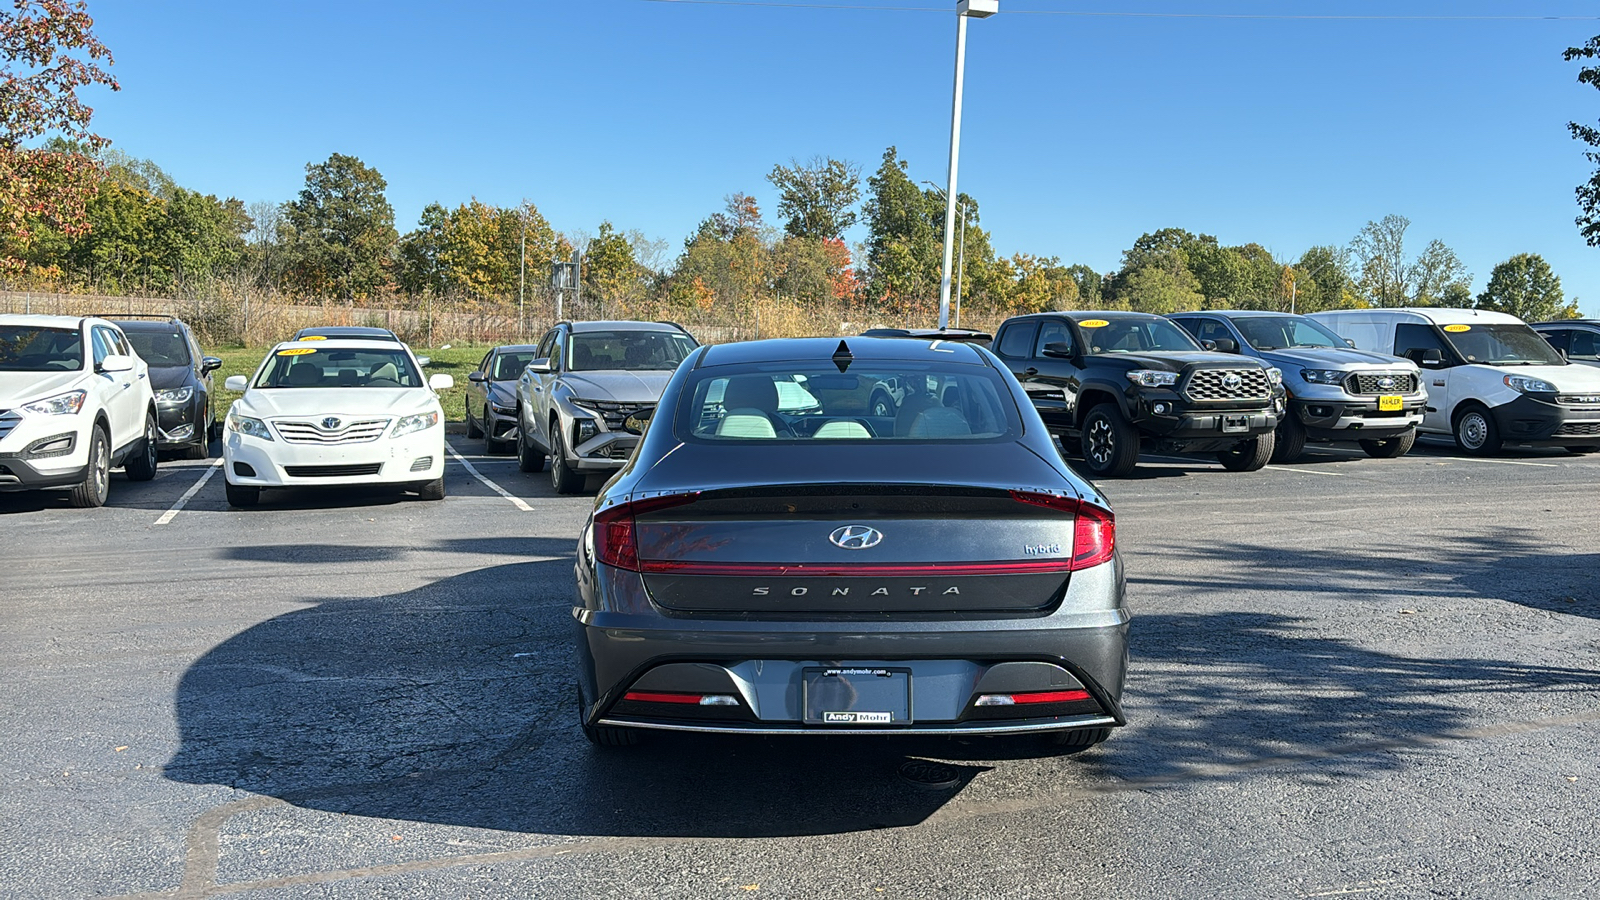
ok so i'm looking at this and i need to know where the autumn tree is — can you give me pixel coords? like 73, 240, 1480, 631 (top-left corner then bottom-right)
862, 147, 942, 309
1286, 245, 1357, 313
0, 0, 118, 275
281, 153, 396, 300
1565, 35, 1600, 246
668, 194, 770, 312
766, 156, 860, 240
585, 220, 646, 304
1475, 253, 1578, 321
1347, 214, 1470, 307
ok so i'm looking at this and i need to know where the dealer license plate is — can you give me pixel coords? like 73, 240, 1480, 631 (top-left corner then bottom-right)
1378, 395, 1403, 411
803, 667, 911, 725
1221, 415, 1251, 434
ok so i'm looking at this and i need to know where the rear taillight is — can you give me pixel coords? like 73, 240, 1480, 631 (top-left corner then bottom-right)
592, 493, 700, 571
975, 689, 1093, 706
622, 691, 740, 707
1009, 491, 1116, 571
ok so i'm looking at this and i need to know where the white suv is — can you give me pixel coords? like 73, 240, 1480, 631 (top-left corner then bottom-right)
221, 339, 453, 506
0, 314, 159, 506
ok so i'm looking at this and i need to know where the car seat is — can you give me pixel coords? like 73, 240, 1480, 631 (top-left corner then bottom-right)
907, 407, 972, 438
286, 362, 322, 386
718, 375, 790, 437
813, 420, 872, 439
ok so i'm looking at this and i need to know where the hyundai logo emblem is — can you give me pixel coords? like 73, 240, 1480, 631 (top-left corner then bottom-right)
1222, 373, 1243, 390
321, 417, 342, 430
829, 525, 884, 550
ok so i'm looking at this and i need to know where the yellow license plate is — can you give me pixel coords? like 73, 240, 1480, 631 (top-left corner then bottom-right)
1378, 395, 1403, 411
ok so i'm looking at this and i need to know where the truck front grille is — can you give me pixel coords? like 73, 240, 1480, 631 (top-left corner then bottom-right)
0, 410, 18, 442
1555, 422, 1600, 437
1183, 368, 1272, 402
573, 400, 656, 433
1346, 372, 1419, 395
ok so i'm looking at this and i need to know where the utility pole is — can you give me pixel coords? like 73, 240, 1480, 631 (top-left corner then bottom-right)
518, 220, 527, 338
938, 0, 998, 331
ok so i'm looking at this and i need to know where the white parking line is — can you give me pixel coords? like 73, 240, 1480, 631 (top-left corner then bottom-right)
154, 458, 223, 525
1265, 465, 1349, 477
446, 445, 534, 511
1428, 456, 1560, 468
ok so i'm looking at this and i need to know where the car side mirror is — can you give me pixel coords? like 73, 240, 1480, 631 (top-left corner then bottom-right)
428, 374, 454, 391
468, 371, 487, 383
1041, 341, 1074, 359
526, 357, 553, 374
224, 375, 249, 391
416, 356, 431, 367
1407, 348, 1444, 368
1212, 337, 1239, 354
1345, 338, 1357, 348
99, 354, 135, 373
201, 356, 223, 374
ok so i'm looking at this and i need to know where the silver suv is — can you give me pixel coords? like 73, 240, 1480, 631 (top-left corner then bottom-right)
1170, 310, 1427, 460
513, 321, 698, 493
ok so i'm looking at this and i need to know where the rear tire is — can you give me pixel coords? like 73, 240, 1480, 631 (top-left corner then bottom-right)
1080, 404, 1140, 477
1271, 413, 1306, 462
415, 476, 446, 501
1360, 430, 1417, 458
550, 426, 583, 494
68, 426, 110, 508
869, 390, 895, 418
225, 480, 259, 508
465, 409, 483, 439
1217, 431, 1275, 472
1043, 727, 1111, 754
517, 424, 545, 472
124, 415, 159, 482
577, 687, 641, 747
1453, 404, 1502, 455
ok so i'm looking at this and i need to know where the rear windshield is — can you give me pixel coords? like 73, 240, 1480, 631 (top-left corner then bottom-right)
1076, 316, 1201, 353
570, 331, 697, 371
253, 347, 421, 388
677, 363, 1022, 442
1440, 323, 1565, 367
0, 326, 84, 371
124, 330, 191, 367
1232, 316, 1345, 351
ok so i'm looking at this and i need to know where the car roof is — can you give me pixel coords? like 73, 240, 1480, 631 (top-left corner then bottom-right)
293, 326, 400, 339
0, 313, 104, 329
1312, 307, 1525, 326
859, 327, 993, 342
1532, 319, 1600, 327
271, 338, 411, 352
490, 344, 540, 353
113, 319, 186, 333
1005, 310, 1169, 323
566, 320, 688, 334
1174, 309, 1300, 320
696, 336, 990, 368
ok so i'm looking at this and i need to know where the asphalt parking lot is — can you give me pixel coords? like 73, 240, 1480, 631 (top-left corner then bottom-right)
3, 437, 1598, 899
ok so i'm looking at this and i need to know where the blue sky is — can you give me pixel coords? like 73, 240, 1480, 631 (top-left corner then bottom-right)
85, 1, 1600, 313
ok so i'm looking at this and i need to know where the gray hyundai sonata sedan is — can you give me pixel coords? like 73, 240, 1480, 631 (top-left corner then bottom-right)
573, 336, 1129, 750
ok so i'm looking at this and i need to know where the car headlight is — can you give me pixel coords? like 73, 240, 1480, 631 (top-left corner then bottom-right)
22, 390, 87, 416
392, 411, 440, 438
1504, 374, 1557, 394
1300, 369, 1346, 385
156, 387, 194, 405
490, 401, 517, 414
1265, 367, 1283, 386
1126, 370, 1178, 387
227, 410, 274, 441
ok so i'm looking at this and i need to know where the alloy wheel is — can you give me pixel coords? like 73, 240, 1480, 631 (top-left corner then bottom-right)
1086, 417, 1114, 465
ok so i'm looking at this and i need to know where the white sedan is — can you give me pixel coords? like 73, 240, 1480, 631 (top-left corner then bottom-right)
221, 340, 453, 507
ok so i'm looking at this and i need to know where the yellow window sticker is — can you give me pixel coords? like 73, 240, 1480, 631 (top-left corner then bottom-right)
1078, 319, 1110, 328
277, 347, 317, 356
299, 335, 327, 340
1443, 324, 1471, 332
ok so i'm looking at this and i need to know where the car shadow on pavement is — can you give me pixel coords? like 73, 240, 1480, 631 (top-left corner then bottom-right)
163, 558, 986, 838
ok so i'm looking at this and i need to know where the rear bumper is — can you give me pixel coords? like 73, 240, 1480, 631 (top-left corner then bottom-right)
575, 555, 1130, 735
1489, 395, 1600, 445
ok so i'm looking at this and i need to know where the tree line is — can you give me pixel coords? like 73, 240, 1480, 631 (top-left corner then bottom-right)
0, 2, 1588, 328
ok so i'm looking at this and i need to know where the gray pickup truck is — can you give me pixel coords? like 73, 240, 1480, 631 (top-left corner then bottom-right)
1169, 310, 1426, 461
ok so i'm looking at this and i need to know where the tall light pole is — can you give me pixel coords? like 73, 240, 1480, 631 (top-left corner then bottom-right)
938, 0, 997, 331
924, 180, 968, 329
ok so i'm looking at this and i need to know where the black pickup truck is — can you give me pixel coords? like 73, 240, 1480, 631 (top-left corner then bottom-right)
991, 311, 1285, 476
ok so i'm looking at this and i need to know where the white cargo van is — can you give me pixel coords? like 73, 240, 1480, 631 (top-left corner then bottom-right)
1310, 308, 1600, 455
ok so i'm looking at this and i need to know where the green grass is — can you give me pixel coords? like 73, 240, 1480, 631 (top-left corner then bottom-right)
210, 344, 495, 423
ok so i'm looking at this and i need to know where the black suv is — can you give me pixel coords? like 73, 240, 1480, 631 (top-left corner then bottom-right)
991, 311, 1284, 476
112, 316, 222, 459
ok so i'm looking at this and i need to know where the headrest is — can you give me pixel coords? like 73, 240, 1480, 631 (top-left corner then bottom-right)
286, 362, 321, 386
722, 376, 779, 412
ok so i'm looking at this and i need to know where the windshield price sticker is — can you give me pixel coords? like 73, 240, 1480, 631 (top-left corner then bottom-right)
1078, 319, 1110, 328
277, 348, 317, 356
1443, 324, 1472, 332
299, 335, 327, 340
